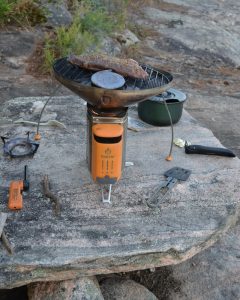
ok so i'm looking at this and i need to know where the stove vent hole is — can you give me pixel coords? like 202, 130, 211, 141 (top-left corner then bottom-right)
94, 135, 122, 144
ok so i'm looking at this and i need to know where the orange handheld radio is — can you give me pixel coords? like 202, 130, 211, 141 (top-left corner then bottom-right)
8, 165, 29, 210
91, 124, 124, 184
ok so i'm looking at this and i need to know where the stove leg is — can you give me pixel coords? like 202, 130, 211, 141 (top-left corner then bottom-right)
101, 184, 112, 204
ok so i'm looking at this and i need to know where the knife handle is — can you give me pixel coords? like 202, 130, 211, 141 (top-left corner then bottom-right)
185, 145, 236, 157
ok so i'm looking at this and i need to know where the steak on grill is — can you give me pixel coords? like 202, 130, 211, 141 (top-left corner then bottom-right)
67, 54, 149, 79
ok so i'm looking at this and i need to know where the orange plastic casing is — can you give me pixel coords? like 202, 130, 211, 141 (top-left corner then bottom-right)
91, 124, 123, 183
8, 180, 23, 210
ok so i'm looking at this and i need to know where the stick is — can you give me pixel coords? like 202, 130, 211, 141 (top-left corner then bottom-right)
1, 230, 13, 255
42, 175, 61, 216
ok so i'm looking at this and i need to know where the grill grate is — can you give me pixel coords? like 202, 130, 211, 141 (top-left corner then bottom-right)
53, 58, 172, 90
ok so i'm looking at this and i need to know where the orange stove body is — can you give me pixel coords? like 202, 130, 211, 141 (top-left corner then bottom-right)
91, 124, 124, 184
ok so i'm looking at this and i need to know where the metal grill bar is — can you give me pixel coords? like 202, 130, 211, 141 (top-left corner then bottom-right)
56, 60, 68, 74
70, 67, 80, 80
53, 58, 172, 91
53, 57, 173, 108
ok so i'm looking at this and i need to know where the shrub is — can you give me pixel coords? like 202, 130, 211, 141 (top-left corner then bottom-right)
43, 0, 127, 73
43, 18, 95, 72
0, 0, 14, 24
0, 0, 46, 26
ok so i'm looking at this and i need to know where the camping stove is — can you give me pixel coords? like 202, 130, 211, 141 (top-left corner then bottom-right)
53, 57, 173, 202
86, 104, 128, 186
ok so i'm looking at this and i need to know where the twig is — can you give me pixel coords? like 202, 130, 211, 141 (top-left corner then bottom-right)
42, 175, 61, 216
1, 230, 13, 255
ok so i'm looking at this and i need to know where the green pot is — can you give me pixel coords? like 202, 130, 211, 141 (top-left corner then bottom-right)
138, 89, 186, 126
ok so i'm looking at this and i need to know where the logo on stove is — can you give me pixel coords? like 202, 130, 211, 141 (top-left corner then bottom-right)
105, 148, 111, 155
101, 148, 114, 159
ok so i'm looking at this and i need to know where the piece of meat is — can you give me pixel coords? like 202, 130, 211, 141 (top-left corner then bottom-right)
67, 54, 149, 79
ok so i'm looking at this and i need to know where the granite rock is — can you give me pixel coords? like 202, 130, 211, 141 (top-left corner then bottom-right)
100, 277, 158, 300
28, 276, 104, 300
99, 36, 122, 56
41, 0, 72, 27
113, 29, 140, 48
0, 96, 239, 288
128, 0, 240, 158
136, 0, 240, 66
169, 224, 240, 300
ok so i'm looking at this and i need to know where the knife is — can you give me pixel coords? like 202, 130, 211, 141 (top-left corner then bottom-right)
185, 145, 236, 157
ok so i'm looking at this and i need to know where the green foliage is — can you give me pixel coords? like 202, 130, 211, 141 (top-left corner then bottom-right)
55, 24, 95, 56
43, 14, 96, 72
43, 37, 56, 73
0, 0, 46, 26
81, 8, 114, 34
0, 0, 14, 24
13, 0, 46, 26
70, 0, 128, 32
94, 0, 129, 31
43, 0, 128, 73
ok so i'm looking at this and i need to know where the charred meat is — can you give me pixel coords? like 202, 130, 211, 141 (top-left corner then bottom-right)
67, 54, 149, 79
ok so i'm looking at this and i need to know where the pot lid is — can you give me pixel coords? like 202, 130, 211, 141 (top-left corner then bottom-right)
149, 88, 186, 102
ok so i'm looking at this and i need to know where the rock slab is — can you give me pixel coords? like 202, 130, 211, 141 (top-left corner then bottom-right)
167, 224, 240, 299
0, 96, 239, 288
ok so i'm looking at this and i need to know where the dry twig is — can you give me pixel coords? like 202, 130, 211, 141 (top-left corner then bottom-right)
42, 175, 61, 216
1, 230, 13, 255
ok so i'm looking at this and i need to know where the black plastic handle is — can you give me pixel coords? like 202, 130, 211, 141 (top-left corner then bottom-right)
23, 165, 30, 191
185, 145, 236, 157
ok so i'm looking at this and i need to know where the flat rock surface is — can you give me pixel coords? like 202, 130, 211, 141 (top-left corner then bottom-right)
129, 0, 240, 158
168, 223, 240, 300
122, 220, 240, 300
141, 1, 240, 65
0, 96, 239, 289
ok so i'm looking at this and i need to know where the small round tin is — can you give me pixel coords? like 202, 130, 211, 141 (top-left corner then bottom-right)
91, 70, 125, 90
